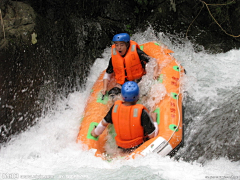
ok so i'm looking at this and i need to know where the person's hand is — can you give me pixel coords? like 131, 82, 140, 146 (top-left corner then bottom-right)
153, 72, 159, 80
153, 62, 160, 80
101, 88, 107, 95
91, 128, 98, 138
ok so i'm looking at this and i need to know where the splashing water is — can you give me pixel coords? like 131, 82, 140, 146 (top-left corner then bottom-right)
138, 57, 167, 111
1, 27, 240, 180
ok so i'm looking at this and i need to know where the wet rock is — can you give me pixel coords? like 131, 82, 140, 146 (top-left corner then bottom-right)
0, 1, 36, 48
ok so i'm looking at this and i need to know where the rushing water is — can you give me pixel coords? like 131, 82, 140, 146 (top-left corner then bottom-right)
1, 28, 240, 180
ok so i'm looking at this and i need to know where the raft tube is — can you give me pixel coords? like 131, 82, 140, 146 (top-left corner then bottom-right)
77, 41, 184, 159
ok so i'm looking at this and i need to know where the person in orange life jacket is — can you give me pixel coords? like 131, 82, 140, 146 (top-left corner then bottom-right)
101, 33, 159, 96
92, 81, 159, 152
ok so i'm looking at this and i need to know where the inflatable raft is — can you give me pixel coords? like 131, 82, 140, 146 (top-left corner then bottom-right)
77, 41, 184, 160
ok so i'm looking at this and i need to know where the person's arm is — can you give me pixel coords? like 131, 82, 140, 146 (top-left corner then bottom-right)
102, 58, 114, 95
91, 106, 114, 137
91, 119, 108, 137
141, 110, 158, 139
137, 49, 150, 67
102, 74, 111, 95
137, 49, 159, 80
149, 112, 158, 138
153, 63, 159, 80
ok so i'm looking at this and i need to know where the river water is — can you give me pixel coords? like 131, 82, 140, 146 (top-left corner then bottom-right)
0, 28, 240, 180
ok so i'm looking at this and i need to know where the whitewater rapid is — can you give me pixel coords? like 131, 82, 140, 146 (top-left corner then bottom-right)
1, 28, 240, 180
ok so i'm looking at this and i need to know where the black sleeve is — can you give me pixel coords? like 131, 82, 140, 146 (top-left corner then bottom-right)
137, 48, 150, 69
104, 105, 114, 124
141, 109, 155, 135
106, 58, 114, 74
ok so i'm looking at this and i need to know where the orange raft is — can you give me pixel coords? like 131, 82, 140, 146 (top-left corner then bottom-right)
77, 41, 184, 159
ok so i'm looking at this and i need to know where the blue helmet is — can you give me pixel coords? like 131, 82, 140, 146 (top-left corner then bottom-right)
112, 33, 130, 43
121, 81, 139, 102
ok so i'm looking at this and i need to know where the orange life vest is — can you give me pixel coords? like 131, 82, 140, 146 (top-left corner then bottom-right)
111, 40, 146, 85
111, 100, 148, 149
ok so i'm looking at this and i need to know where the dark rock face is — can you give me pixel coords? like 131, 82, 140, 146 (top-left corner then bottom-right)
0, 1, 40, 143
143, 0, 240, 53
0, 0, 240, 144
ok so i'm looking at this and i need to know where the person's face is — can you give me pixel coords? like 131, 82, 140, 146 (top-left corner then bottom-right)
115, 41, 127, 56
